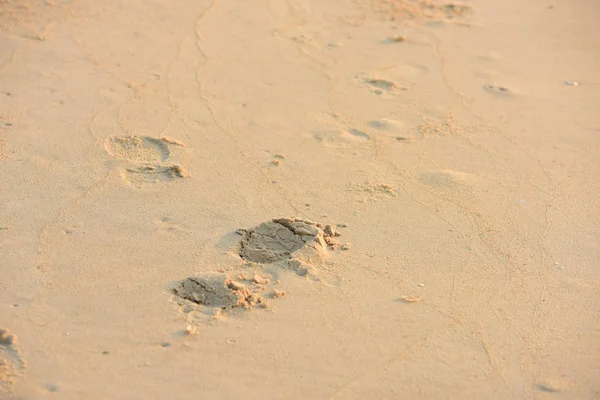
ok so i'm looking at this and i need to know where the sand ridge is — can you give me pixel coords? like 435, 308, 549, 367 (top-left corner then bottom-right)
172, 273, 272, 310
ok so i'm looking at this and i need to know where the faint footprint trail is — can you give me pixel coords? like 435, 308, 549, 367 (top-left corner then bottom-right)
373, 17, 559, 359
172, 273, 274, 311
383, 163, 540, 392
411, 24, 561, 364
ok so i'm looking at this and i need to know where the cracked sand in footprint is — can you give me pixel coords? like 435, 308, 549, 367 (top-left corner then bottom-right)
237, 217, 344, 277
171, 273, 276, 312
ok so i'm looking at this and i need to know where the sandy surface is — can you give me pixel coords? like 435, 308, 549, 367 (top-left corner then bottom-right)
1, 0, 599, 399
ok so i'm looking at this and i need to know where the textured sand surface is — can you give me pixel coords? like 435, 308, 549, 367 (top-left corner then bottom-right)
1, 0, 599, 399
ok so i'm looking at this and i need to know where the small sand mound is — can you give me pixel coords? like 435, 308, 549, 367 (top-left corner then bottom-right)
0, 328, 25, 390
238, 217, 341, 265
172, 274, 269, 310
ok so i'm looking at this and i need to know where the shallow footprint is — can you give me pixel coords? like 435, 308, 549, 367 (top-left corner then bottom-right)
483, 84, 511, 96
368, 118, 415, 141
364, 77, 407, 97
123, 164, 190, 185
105, 136, 177, 163
314, 129, 370, 148
366, 78, 399, 91
349, 182, 398, 201
418, 169, 484, 195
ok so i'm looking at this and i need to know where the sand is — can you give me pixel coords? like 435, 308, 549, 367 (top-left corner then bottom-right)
1, 0, 599, 398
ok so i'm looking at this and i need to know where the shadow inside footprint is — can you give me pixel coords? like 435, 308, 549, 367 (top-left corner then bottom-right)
124, 164, 190, 184
483, 84, 511, 96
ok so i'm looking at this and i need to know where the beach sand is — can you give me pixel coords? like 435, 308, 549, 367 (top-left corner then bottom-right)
1, 0, 599, 398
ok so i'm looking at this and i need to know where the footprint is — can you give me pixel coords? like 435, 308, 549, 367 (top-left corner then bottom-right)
368, 119, 399, 130
105, 136, 190, 185
419, 169, 480, 191
367, 118, 416, 141
171, 273, 272, 310
105, 135, 173, 163
357, 64, 425, 97
366, 78, 400, 91
239, 217, 341, 269
349, 182, 398, 201
346, 128, 370, 141
483, 84, 511, 96
169, 270, 289, 325
363, 77, 408, 97
0, 328, 25, 391
314, 129, 370, 147
234, 217, 345, 279
123, 164, 190, 185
